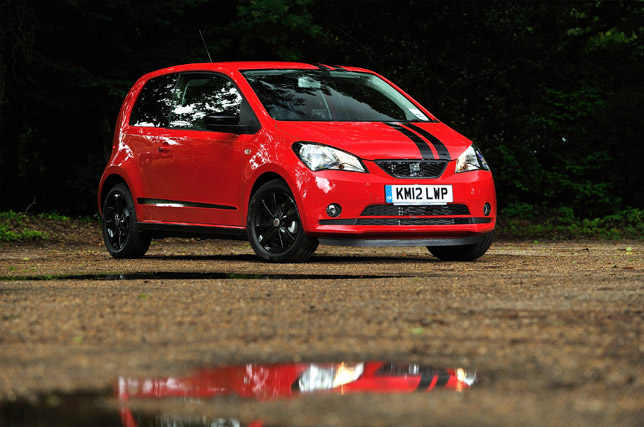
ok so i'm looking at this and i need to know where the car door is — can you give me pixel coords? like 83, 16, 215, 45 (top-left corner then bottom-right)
147, 72, 254, 226
126, 73, 179, 222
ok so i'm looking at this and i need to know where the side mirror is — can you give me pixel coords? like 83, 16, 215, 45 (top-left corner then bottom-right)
205, 113, 240, 131
203, 103, 261, 135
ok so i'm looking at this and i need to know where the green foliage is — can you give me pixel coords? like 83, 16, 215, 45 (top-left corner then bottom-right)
0, 211, 25, 222
498, 208, 644, 240
235, 0, 323, 61
0, 0, 642, 217
0, 210, 48, 241
37, 212, 70, 221
0, 224, 47, 242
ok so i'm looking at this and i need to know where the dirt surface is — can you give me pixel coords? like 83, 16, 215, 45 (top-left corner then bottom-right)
0, 222, 643, 426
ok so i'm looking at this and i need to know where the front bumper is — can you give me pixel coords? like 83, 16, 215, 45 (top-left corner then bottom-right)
293, 159, 496, 241
318, 234, 490, 247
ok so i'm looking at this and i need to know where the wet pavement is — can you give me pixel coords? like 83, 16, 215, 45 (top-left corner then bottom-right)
0, 238, 643, 426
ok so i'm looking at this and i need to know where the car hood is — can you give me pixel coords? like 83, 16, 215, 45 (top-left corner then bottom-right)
275, 121, 473, 161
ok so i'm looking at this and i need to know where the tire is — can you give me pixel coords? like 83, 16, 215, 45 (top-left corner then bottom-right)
247, 179, 318, 262
427, 231, 494, 261
102, 183, 151, 259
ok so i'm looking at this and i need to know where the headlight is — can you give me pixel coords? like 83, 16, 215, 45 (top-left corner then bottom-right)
297, 363, 364, 392
456, 368, 477, 387
293, 142, 366, 172
455, 145, 489, 173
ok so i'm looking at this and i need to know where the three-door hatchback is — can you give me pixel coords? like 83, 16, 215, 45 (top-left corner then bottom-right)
99, 62, 496, 262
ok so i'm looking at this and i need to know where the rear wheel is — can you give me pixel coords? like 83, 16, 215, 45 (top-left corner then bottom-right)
247, 180, 318, 262
102, 183, 151, 258
427, 231, 494, 261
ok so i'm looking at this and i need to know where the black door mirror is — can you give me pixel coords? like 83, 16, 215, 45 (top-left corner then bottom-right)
205, 113, 240, 130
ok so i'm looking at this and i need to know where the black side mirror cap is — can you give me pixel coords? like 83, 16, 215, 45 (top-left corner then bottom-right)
205, 113, 240, 128
204, 107, 260, 135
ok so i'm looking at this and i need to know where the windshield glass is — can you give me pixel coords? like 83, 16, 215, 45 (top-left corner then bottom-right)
241, 70, 431, 122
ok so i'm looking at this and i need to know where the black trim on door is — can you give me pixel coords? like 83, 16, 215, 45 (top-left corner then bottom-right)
137, 198, 237, 210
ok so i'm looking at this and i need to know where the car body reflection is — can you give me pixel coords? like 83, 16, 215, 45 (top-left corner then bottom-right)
118, 361, 475, 426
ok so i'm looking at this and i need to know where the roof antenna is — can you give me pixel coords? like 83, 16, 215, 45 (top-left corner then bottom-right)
199, 29, 213, 62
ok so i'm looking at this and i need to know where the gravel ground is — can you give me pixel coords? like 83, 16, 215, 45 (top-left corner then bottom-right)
0, 226, 643, 426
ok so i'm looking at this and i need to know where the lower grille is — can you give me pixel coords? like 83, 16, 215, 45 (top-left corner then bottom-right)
356, 218, 472, 226
361, 204, 470, 216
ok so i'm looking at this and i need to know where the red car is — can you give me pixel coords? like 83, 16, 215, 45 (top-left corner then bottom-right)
99, 62, 496, 262
118, 361, 476, 427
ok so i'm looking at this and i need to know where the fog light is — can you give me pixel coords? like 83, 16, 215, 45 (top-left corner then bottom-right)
326, 204, 342, 217
483, 202, 491, 216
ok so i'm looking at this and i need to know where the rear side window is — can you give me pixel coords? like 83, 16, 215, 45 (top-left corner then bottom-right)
129, 74, 178, 127
169, 73, 243, 130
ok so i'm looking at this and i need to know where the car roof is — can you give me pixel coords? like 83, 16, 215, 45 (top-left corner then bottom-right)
141, 62, 372, 81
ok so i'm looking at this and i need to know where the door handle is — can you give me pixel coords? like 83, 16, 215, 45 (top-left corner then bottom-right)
158, 144, 170, 154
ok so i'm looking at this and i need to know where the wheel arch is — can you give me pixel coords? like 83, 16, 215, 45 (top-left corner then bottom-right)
244, 170, 311, 230
99, 174, 129, 215
248, 172, 285, 199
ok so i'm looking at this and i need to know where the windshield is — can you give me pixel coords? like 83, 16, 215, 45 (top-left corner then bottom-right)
241, 70, 431, 122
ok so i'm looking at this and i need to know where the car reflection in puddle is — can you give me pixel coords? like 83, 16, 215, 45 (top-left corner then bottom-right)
118, 361, 476, 426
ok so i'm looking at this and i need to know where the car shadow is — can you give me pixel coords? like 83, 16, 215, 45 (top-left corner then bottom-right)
143, 253, 436, 264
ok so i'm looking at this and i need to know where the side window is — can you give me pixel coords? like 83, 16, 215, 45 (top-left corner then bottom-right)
129, 74, 178, 127
169, 73, 243, 130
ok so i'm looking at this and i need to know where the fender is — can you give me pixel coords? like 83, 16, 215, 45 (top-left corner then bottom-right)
242, 161, 312, 231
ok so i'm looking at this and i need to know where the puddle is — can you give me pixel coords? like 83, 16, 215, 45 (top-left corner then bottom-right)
0, 391, 118, 426
119, 361, 476, 401
0, 272, 429, 282
0, 361, 476, 426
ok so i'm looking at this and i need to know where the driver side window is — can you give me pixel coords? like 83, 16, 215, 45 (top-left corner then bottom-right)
169, 73, 242, 130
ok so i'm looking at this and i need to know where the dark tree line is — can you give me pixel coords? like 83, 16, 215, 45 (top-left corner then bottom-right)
1, 0, 642, 216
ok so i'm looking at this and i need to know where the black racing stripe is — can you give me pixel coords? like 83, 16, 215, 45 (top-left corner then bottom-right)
308, 63, 326, 70
313, 63, 334, 70
405, 123, 451, 160
137, 198, 236, 210
385, 123, 434, 160
416, 373, 436, 391
434, 370, 451, 388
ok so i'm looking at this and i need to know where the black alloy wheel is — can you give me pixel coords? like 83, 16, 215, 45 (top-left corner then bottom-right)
247, 180, 318, 262
102, 183, 151, 259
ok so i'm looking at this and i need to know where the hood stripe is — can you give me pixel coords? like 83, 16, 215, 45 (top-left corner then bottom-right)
385, 123, 434, 160
313, 63, 334, 70
404, 123, 451, 161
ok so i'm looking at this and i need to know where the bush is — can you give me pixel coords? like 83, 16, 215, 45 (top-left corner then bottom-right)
497, 207, 644, 240
0, 211, 48, 242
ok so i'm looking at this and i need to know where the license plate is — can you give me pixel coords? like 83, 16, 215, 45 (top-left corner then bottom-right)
385, 185, 453, 205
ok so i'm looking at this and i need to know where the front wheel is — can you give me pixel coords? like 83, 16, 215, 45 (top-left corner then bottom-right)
427, 231, 494, 261
247, 180, 318, 263
102, 183, 151, 259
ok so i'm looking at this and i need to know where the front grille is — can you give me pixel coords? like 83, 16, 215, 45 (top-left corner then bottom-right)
375, 159, 448, 178
361, 204, 470, 217
356, 218, 472, 226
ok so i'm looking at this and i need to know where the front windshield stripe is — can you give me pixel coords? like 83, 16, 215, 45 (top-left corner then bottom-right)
405, 123, 451, 161
386, 122, 435, 160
